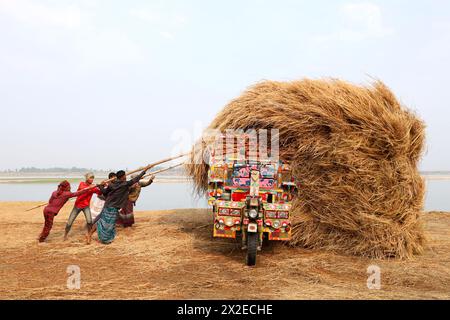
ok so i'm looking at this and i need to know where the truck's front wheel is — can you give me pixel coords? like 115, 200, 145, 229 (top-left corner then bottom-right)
246, 232, 258, 266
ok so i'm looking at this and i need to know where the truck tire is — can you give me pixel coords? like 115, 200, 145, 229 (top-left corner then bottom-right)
246, 232, 258, 266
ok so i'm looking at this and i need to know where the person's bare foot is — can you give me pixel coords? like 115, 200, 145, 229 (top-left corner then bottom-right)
85, 234, 92, 245
63, 233, 69, 241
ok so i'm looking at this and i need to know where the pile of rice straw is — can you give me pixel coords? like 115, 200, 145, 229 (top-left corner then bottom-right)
186, 79, 426, 259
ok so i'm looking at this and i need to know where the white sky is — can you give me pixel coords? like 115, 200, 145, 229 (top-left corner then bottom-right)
0, 0, 449, 171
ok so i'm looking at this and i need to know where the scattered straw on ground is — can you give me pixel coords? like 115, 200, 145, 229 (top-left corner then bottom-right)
0, 202, 448, 300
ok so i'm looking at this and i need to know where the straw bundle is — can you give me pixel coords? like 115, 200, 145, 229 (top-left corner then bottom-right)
186, 79, 426, 259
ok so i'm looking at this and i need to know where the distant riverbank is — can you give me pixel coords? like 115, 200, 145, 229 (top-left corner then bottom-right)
0, 176, 190, 184
421, 175, 450, 180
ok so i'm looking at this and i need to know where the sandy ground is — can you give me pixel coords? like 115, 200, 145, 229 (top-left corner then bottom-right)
0, 202, 449, 300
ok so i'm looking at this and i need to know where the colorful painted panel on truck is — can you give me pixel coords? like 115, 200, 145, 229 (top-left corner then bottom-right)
207, 133, 298, 266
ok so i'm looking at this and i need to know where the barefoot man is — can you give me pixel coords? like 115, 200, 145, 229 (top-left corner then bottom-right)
87, 169, 147, 244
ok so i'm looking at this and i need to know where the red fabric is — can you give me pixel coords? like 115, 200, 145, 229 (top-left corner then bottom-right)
74, 182, 101, 209
59, 180, 70, 191
39, 209, 55, 241
117, 200, 135, 227
44, 186, 88, 215
232, 192, 248, 202
44, 191, 74, 215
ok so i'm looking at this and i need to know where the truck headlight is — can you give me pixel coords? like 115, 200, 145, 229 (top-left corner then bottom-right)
273, 220, 281, 229
249, 209, 258, 219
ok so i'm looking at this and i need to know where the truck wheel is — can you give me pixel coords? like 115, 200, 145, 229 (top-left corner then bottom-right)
246, 232, 258, 266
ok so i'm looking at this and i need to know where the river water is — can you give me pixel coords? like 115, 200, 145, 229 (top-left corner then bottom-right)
0, 179, 448, 212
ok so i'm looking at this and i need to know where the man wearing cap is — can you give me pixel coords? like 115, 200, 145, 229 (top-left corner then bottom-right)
64, 172, 102, 240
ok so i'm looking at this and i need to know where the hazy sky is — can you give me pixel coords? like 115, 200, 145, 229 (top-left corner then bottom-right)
1, 0, 449, 171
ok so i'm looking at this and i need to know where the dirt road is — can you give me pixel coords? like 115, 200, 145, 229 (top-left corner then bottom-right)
0, 202, 449, 299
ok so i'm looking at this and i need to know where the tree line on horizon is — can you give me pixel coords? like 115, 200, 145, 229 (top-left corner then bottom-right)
1, 167, 112, 173
0, 165, 185, 174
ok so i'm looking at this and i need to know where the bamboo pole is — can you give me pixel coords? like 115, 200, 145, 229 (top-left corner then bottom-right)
124, 153, 189, 177
141, 163, 184, 179
25, 153, 189, 212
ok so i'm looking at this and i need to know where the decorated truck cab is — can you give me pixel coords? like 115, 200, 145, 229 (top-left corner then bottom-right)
207, 134, 297, 266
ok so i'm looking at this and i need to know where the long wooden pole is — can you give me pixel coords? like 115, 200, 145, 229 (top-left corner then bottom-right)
124, 153, 188, 177
142, 163, 184, 179
25, 153, 189, 212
